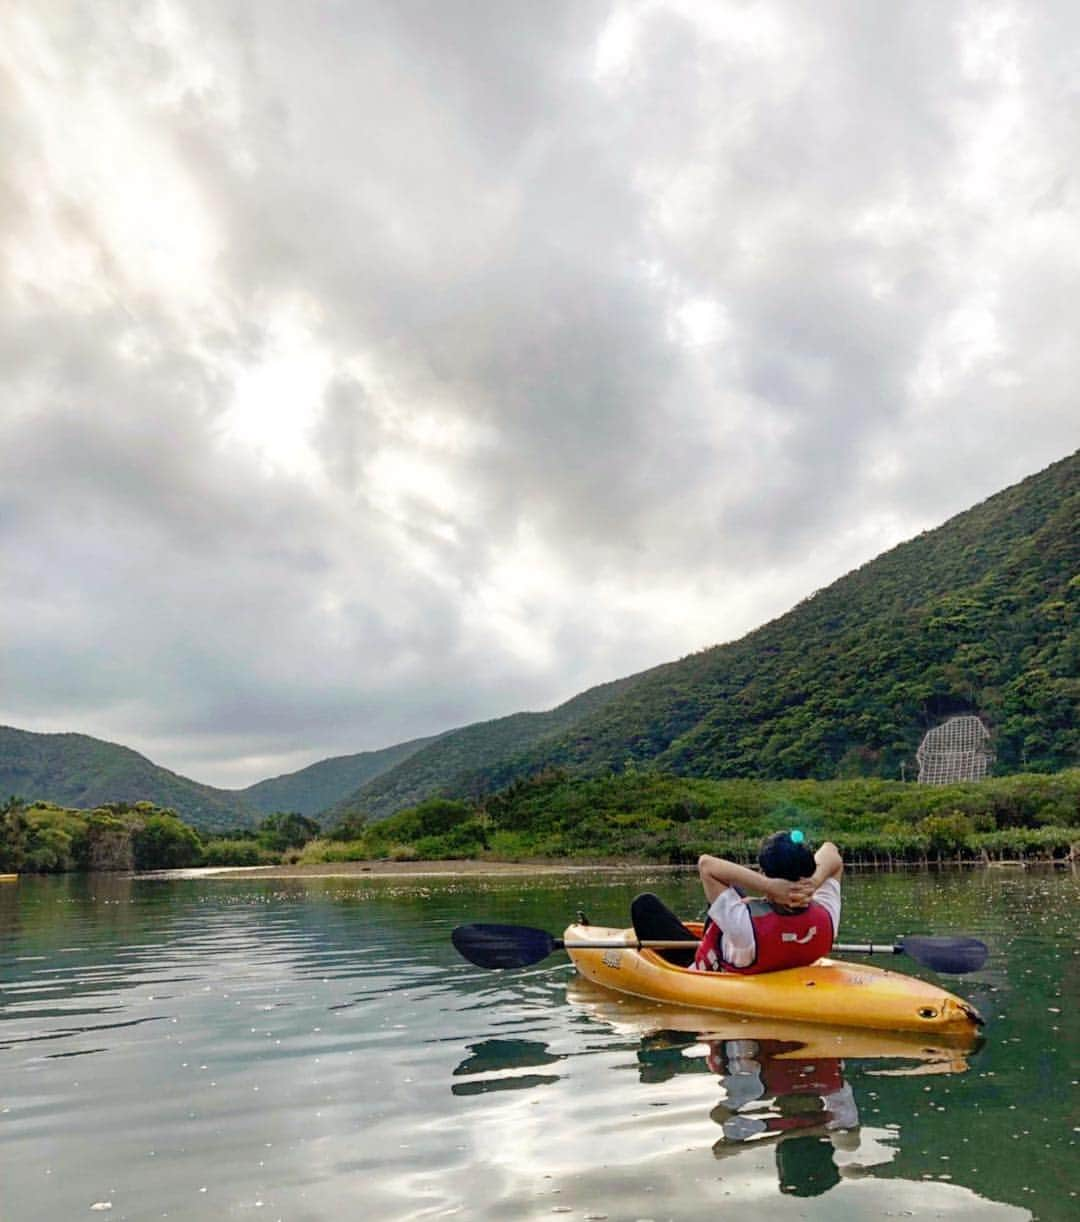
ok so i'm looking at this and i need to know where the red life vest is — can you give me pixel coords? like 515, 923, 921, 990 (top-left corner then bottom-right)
759, 1054, 846, 1098
706, 1040, 846, 1096
692, 899, 834, 974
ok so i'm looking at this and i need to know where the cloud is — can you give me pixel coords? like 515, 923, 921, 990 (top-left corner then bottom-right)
2, 1, 1077, 785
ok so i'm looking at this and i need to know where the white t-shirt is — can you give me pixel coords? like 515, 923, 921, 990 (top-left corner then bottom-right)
707, 878, 842, 969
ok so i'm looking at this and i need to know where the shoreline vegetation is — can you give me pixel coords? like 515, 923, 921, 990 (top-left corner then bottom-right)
2, 768, 1079, 876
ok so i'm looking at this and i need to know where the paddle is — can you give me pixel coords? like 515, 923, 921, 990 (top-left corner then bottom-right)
451, 923, 988, 974
451, 923, 698, 970
836, 936, 988, 974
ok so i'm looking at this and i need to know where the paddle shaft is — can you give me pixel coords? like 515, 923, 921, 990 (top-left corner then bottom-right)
567, 938, 908, 954
562, 936, 984, 972
559, 938, 703, 952
834, 941, 903, 955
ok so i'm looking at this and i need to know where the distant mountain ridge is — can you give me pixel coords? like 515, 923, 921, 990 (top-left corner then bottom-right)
0, 728, 437, 831
332, 450, 1079, 817
238, 736, 438, 816
0, 727, 258, 831
323, 671, 655, 823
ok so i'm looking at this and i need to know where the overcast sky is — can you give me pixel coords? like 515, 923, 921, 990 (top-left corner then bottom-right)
2, 1, 1077, 788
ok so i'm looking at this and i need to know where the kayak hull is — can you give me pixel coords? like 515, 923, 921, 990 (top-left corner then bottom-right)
565, 975, 979, 1064
563, 923, 982, 1036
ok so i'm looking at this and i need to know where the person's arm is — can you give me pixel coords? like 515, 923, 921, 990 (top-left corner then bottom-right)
810, 841, 843, 885
697, 854, 807, 908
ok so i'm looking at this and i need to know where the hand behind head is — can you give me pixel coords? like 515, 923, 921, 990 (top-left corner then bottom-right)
788, 879, 816, 907
766, 877, 815, 909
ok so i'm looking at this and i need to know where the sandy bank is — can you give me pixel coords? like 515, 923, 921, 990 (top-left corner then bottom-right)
146, 859, 683, 882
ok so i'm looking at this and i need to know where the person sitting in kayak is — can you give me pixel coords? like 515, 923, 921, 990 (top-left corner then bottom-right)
692, 832, 843, 974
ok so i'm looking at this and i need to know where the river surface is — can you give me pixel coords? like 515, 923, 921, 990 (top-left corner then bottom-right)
1, 868, 1077, 1221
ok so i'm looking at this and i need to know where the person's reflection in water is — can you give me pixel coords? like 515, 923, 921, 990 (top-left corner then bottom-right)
707, 1038, 857, 1197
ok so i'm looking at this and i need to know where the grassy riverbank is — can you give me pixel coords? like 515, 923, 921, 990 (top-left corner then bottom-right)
4, 770, 1079, 873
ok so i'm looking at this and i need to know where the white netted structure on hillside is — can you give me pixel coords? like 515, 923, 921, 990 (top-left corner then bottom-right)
916, 715, 994, 784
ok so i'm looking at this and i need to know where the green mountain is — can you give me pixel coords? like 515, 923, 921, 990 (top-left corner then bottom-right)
238, 735, 438, 816
337, 451, 1079, 818
325, 671, 655, 822
0, 727, 259, 831
0, 726, 439, 830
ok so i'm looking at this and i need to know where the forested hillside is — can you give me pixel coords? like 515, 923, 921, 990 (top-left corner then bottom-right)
531, 450, 1079, 781
324, 671, 654, 823
337, 451, 1079, 819
0, 728, 257, 831
238, 734, 439, 816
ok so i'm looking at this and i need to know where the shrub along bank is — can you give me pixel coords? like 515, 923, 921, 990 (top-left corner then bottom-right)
3, 770, 1079, 873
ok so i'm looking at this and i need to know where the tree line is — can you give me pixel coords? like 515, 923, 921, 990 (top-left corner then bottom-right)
299, 768, 1080, 866
0, 799, 323, 873
4, 767, 1078, 874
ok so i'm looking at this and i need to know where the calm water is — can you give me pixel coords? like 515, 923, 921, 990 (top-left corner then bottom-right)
1, 868, 1077, 1221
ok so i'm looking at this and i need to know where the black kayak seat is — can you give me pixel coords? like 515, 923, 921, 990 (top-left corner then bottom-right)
630, 892, 699, 967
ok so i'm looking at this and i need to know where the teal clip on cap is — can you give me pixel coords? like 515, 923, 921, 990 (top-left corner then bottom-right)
790, 829, 805, 844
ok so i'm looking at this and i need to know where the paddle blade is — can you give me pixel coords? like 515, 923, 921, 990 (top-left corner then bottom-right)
451, 923, 560, 970
900, 935, 988, 974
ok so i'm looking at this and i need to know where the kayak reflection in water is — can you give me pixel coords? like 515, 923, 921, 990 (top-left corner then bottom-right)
708, 1037, 857, 1197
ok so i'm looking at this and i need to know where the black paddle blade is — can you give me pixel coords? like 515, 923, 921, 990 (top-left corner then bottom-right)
451, 923, 560, 970
900, 935, 988, 974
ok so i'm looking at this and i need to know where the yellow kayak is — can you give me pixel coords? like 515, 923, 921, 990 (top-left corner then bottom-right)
0, 873, 18, 883
563, 922, 983, 1036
